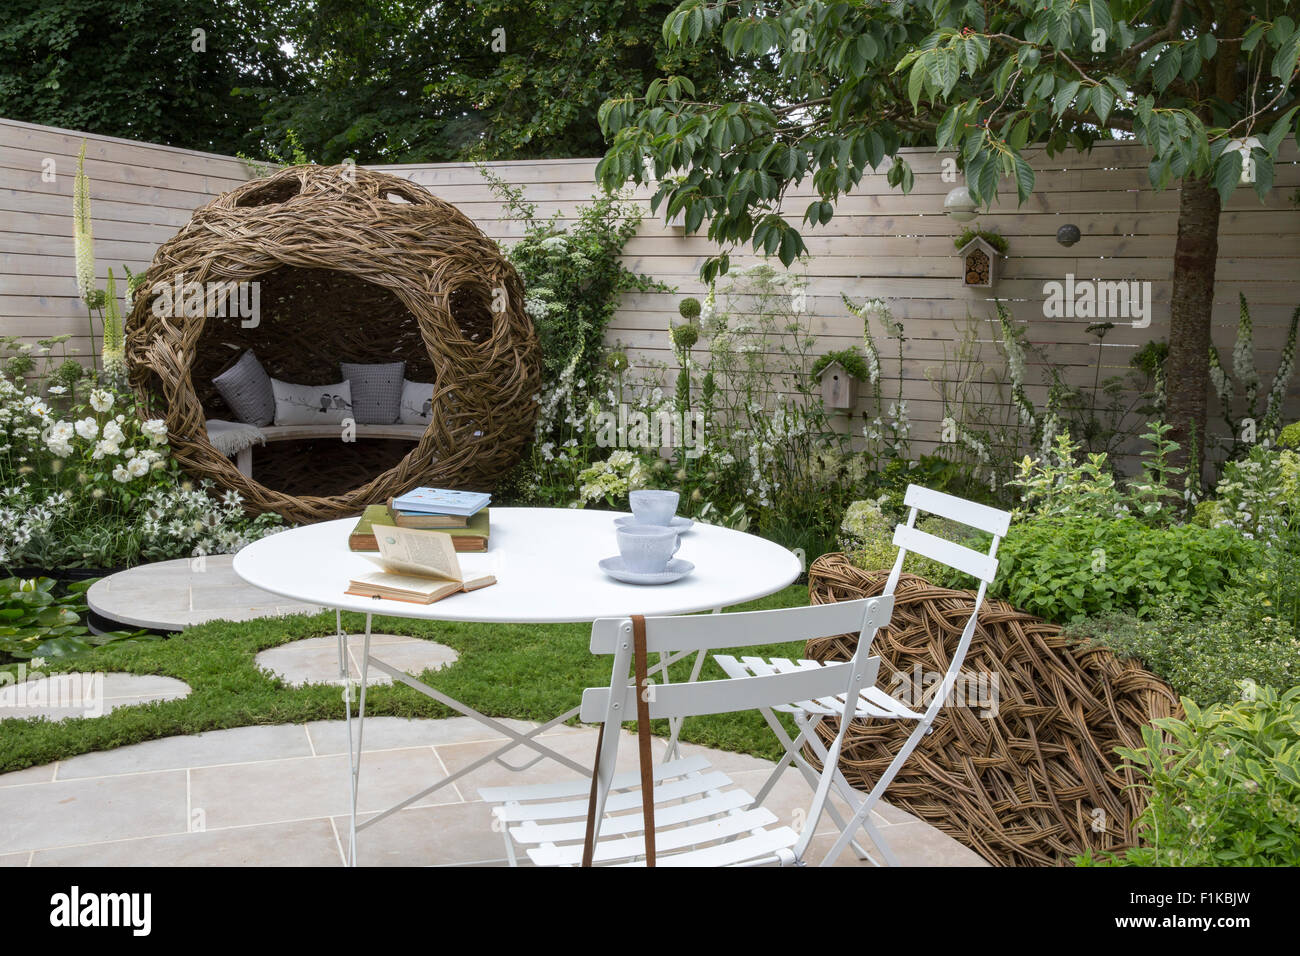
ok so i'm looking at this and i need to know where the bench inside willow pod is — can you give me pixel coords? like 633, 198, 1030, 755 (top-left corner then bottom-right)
123, 164, 540, 523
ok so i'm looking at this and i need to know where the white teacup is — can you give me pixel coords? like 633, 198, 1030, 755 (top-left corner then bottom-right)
629, 489, 680, 527
616, 524, 681, 574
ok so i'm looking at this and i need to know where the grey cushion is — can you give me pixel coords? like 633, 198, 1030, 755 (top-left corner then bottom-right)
271, 379, 354, 426
212, 350, 275, 426
341, 361, 405, 425
398, 379, 435, 425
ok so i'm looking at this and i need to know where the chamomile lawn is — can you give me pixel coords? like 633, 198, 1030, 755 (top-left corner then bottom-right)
0, 584, 809, 774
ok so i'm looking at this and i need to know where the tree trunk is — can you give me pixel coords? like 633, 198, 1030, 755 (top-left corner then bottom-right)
1165, 174, 1221, 479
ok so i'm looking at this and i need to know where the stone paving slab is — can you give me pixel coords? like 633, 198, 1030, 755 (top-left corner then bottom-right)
0, 769, 189, 854
87, 555, 321, 631
257, 635, 458, 688
0, 673, 191, 722
0, 716, 989, 867
31, 819, 343, 867
54, 724, 315, 780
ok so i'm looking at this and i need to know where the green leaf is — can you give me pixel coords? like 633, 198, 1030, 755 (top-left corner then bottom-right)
1009, 116, 1031, 150
993, 56, 1016, 97
1152, 45, 1182, 91
977, 157, 998, 205
1137, 42, 1168, 77
1265, 106, 1300, 155
1251, 152, 1275, 200
1272, 33, 1300, 80
928, 49, 961, 97
1088, 0, 1114, 43
1053, 80, 1081, 117
1212, 150, 1243, 206
1012, 153, 1035, 203
936, 107, 961, 150
907, 61, 927, 111
1092, 83, 1115, 125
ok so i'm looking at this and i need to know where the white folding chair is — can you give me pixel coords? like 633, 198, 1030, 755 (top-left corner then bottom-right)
714, 484, 1011, 866
478, 595, 894, 866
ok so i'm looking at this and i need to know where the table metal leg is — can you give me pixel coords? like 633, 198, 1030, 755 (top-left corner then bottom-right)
344, 613, 372, 867
343, 619, 590, 859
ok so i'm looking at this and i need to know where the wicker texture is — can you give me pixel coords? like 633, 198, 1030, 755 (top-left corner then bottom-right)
807, 553, 1181, 867
124, 164, 539, 523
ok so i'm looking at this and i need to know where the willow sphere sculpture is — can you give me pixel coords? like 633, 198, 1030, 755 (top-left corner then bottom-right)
124, 164, 540, 523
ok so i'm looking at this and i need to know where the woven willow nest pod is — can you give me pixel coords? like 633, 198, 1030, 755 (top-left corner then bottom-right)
806, 555, 1182, 867
124, 164, 540, 523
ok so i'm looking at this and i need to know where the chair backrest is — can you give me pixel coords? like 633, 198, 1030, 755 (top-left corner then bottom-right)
582, 596, 891, 725
881, 484, 1011, 724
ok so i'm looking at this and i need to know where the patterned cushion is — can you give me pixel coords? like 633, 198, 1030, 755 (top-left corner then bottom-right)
398, 379, 435, 425
341, 361, 405, 425
271, 379, 354, 426
212, 350, 275, 426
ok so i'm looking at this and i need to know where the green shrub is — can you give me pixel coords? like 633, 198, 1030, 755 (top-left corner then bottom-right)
1078, 685, 1300, 866
994, 515, 1254, 622
1063, 604, 1300, 708
839, 500, 969, 587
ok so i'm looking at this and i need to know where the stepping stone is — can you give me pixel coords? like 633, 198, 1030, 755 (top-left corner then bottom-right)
87, 555, 321, 632
256, 635, 459, 688
0, 672, 190, 722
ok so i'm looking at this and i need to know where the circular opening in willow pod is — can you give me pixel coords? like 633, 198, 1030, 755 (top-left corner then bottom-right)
186, 265, 438, 499
233, 178, 302, 207
447, 279, 497, 344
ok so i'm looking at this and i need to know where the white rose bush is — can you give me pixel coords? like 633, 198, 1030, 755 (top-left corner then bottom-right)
0, 346, 281, 569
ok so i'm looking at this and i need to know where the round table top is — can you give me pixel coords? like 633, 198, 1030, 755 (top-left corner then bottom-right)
232, 506, 802, 624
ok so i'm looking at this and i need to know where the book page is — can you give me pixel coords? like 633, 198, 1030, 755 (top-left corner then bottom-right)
349, 570, 458, 597
373, 526, 463, 582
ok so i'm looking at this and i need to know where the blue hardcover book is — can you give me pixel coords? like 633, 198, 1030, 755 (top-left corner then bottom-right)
390, 487, 491, 517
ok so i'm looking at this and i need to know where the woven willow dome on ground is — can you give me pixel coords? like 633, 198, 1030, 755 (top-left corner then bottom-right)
807, 554, 1182, 867
124, 164, 540, 522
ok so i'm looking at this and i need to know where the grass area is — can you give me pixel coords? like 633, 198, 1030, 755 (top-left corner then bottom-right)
0, 584, 811, 773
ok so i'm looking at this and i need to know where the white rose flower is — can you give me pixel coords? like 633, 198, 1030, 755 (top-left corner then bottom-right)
102, 420, 125, 444
89, 389, 114, 413
126, 456, 149, 478
112, 464, 131, 483
92, 438, 121, 459
74, 417, 98, 440
141, 419, 168, 444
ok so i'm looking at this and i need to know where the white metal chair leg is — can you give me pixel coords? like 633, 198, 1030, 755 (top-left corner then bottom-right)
819, 715, 932, 866
754, 707, 873, 860
662, 608, 719, 762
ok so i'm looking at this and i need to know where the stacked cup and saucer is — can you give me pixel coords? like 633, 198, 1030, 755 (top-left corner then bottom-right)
599, 490, 695, 585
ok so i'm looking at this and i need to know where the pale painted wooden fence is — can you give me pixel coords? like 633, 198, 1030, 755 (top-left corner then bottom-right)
2, 116, 1298, 458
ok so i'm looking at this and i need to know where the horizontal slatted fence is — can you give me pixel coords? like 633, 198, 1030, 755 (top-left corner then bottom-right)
3, 116, 1299, 459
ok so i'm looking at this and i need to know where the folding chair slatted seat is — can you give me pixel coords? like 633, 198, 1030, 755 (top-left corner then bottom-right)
711, 485, 1011, 867
480, 595, 894, 867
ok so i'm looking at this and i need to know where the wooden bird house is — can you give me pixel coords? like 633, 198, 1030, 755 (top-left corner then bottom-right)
957, 236, 997, 288
818, 361, 856, 409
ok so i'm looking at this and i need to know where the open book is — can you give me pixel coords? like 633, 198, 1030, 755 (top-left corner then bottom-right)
345, 525, 496, 604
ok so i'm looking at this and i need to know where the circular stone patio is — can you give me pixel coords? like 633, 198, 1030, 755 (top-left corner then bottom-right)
0, 717, 988, 867
86, 555, 321, 632
257, 635, 459, 687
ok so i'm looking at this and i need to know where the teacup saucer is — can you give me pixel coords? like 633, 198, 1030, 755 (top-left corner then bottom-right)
613, 515, 694, 532
598, 556, 695, 585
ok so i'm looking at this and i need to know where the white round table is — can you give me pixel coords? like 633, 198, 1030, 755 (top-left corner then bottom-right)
232, 506, 802, 864
233, 506, 802, 623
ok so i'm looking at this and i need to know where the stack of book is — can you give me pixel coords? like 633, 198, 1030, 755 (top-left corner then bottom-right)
349, 488, 491, 553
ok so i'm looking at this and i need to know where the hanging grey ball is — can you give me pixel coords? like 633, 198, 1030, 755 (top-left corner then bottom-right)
1056, 223, 1082, 246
